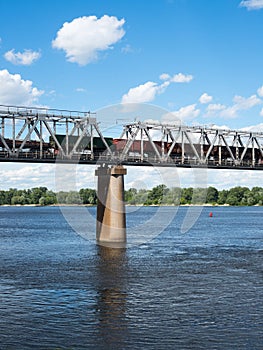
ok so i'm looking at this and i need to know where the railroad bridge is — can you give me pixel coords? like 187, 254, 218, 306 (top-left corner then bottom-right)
1, 105, 263, 246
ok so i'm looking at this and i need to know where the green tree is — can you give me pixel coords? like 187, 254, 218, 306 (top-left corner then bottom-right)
11, 195, 26, 205
206, 186, 219, 204
5, 188, 18, 205
217, 189, 229, 205
79, 188, 97, 204
181, 187, 193, 204
2, 185, 263, 207
30, 187, 48, 204
226, 186, 250, 206
66, 191, 82, 204
133, 189, 149, 205
147, 184, 168, 205
250, 187, 263, 205
192, 188, 207, 204
0, 190, 7, 205
43, 190, 57, 205
39, 197, 47, 206
163, 187, 181, 205
124, 188, 137, 204
56, 191, 68, 204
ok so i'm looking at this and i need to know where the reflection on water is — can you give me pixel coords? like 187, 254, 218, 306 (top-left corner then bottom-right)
96, 246, 128, 348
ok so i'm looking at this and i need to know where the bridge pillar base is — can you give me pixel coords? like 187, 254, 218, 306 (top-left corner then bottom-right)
95, 165, 127, 247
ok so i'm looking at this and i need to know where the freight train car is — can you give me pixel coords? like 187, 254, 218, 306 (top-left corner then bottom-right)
49, 135, 113, 155
112, 138, 262, 164
46, 135, 263, 165
167, 142, 262, 164
113, 138, 169, 153
0, 138, 50, 151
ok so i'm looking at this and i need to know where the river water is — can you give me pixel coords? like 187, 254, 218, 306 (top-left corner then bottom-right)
0, 206, 262, 349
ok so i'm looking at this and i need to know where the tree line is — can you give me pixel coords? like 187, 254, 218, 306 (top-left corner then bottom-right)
125, 185, 263, 206
0, 187, 96, 206
0, 185, 263, 206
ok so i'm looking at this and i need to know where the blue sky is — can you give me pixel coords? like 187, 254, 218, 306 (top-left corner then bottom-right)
1, 0, 263, 191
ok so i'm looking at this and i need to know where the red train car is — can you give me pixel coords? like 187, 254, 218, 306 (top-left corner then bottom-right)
113, 138, 169, 154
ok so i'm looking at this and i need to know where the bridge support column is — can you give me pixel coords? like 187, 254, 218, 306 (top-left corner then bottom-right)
95, 165, 127, 247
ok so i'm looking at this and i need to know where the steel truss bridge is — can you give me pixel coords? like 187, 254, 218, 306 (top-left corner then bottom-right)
1, 104, 263, 170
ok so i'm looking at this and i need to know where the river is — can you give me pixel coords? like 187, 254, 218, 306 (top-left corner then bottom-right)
0, 206, 262, 349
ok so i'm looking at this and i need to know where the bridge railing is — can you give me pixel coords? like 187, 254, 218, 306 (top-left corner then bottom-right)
1, 106, 263, 170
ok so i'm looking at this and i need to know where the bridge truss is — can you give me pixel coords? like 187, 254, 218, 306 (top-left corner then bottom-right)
1, 105, 263, 170
0, 105, 112, 163
118, 122, 263, 170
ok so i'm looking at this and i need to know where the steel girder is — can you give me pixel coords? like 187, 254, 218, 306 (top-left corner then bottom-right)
118, 122, 263, 169
1, 105, 263, 169
0, 105, 112, 160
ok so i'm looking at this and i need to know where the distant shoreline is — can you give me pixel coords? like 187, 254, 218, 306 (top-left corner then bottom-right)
1, 203, 262, 208
1, 186, 262, 207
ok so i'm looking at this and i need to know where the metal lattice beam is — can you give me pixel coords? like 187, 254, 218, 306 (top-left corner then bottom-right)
1, 105, 263, 170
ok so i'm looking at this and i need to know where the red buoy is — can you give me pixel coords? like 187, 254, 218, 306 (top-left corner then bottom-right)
209, 212, 213, 217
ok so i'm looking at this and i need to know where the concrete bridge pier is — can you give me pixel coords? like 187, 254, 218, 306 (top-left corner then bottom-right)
95, 165, 127, 247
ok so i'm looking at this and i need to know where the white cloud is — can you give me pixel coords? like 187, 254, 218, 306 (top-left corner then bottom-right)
0, 69, 44, 105
163, 104, 200, 123
257, 85, 263, 97
2, 162, 263, 192
240, 122, 263, 132
47, 90, 56, 96
0, 163, 98, 191
260, 108, 263, 116
159, 72, 193, 83
122, 72, 193, 104
170, 73, 193, 83
159, 73, 170, 81
209, 124, 230, 130
52, 15, 125, 65
221, 94, 262, 118
239, 0, 263, 10
207, 168, 263, 190
76, 88, 87, 93
125, 167, 164, 190
206, 95, 261, 119
206, 103, 226, 114
121, 44, 133, 54
0, 164, 56, 190
121, 81, 170, 104
127, 166, 263, 191
199, 93, 213, 104
4, 49, 41, 65
232, 94, 261, 108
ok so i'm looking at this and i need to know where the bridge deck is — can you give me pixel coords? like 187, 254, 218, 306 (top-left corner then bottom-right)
0, 152, 262, 171
1, 105, 263, 170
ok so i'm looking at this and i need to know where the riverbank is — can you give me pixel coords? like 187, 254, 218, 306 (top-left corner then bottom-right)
1, 186, 262, 207
1, 203, 258, 208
